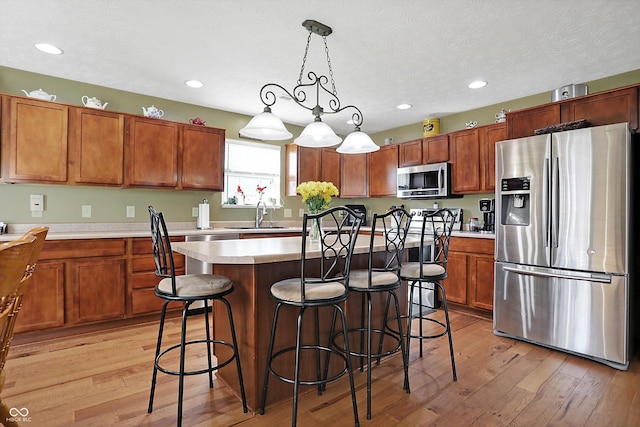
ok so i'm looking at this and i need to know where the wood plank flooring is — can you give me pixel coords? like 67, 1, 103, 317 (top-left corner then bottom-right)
3, 310, 639, 426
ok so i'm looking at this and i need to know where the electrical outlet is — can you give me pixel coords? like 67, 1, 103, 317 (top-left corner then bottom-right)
298, 208, 305, 217
126, 206, 135, 218
284, 208, 292, 218
81, 205, 92, 218
192, 207, 199, 217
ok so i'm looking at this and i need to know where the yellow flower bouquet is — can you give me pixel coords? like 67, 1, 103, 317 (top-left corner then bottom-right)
296, 181, 339, 213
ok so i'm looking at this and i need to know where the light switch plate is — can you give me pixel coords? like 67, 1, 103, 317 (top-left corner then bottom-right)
284, 208, 292, 218
192, 207, 199, 217
81, 205, 92, 218
30, 194, 44, 211
298, 208, 305, 217
126, 206, 135, 218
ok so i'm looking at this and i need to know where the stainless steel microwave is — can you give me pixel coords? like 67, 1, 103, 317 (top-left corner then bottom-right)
396, 162, 452, 199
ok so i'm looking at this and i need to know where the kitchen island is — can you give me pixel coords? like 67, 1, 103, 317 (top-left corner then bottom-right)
171, 234, 419, 413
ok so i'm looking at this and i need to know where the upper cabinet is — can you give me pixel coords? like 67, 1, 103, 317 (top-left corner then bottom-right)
507, 103, 561, 139
398, 135, 449, 167
341, 152, 368, 198
1, 96, 69, 183
284, 144, 340, 196
0, 93, 226, 191
368, 144, 398, 197
180, 125, 225, 191
125, 116, 179, 188
69, 107, 125, 186
560, 86, 638, 130
450, 127, 480, 193
479, 123, 507, 192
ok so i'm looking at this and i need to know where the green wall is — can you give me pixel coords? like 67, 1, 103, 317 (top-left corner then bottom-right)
1, 66, 640, 226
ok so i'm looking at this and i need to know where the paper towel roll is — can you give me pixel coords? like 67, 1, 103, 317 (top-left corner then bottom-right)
197, 202, 210, 229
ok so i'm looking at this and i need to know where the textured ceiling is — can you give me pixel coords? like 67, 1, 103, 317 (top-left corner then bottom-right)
1, 0, 639, 135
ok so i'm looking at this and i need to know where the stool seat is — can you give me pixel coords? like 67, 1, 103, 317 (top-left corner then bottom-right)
400, 262, 446, 280
271, 278, 346, 302
157, 273, 232, 297
348, 270, 400, 289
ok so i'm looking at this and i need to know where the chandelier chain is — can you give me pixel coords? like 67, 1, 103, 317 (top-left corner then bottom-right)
297, 31, 312, 85
323, 36, 337, 96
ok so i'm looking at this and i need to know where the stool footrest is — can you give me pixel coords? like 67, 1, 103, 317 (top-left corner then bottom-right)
155, 338, 237, 377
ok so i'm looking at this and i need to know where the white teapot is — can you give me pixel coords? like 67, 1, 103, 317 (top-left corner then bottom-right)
22, 88, 56, 101
142, 105, 164, 119
495, 108, 510, 123
82, 96, 108, 109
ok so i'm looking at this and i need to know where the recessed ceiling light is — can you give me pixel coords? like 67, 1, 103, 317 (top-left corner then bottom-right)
34, 43, 63, 55
185, 80, 204, 88
468, 80, 487, 89
397, 103, 412, 110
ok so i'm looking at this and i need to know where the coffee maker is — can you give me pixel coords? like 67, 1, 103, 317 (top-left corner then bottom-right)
479, 198, 495, 232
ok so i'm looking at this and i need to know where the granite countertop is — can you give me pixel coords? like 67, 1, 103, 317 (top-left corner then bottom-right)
0, 222, 495, 241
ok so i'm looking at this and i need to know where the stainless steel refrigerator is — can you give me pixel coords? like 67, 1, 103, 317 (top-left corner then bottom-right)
494, 122, 634, 370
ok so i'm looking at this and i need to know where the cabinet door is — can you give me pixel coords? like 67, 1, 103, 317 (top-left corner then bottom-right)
14, 260, 66, 333
368, 144, 398, 197
340, 153, 368, 198
180, 125, 225, 190
285, 143, 321, 196
479, 123, 507, 192
3, 96, 68, 183
321, 148, 341, 190
562, 86, 638, 130
126, 117, 179, 188
450, 128, 480, 193
469, 253, 495, 311
398, 139, 423, 167
69, 107, 124, 185
441, 252, 467, 304
72, 257, 126, 324
424, 134, 449, 163
507, 103, 560, 139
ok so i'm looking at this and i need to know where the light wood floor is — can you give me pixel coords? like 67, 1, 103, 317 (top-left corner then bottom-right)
4, 310, 639, 426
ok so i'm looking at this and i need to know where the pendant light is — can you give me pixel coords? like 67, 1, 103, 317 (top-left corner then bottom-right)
239, 20, 379, 154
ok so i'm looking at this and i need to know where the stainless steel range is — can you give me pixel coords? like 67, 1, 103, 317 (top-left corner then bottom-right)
406, 208, 463, 311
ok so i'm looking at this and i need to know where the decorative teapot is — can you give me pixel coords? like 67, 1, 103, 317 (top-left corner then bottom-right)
142, 105, 164, 119
465, 120, 478, 129
82, 96, 108, 109
189, 117, 206, 126
495, 108, 510, 123
22, 88, 56, 101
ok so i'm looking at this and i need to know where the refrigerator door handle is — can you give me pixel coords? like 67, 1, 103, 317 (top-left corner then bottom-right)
502, 265, 612, 283
543, 158, 550, 249
551, 157, 560, 248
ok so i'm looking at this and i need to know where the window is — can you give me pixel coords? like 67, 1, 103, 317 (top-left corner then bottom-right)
223, 139, 281, 207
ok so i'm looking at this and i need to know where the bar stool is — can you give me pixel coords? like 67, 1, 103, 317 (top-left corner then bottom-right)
331, 207, 412, 420
399, 208, 457, 385
147, 206, 247, 427
259, 206, 363, 427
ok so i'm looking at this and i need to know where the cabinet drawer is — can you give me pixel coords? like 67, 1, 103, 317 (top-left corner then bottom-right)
450, 236, 494, 255
40, 239, 126, 260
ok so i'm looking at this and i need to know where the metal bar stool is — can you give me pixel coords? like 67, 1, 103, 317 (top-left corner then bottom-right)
147, 206, 247, 427
329, 207, 412, 419
259, 206, 363, 427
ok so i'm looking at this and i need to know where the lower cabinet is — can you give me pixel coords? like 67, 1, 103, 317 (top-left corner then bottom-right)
441, 236, 495, 314
15, 238, 127, 333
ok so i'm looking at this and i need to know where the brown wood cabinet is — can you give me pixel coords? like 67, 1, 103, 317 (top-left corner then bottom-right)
450, 127, 480, 193
180, 125, 225, 191
340, 152, 368, 198
69, 107, 125, 186
442, 236, 495, 314
15, 238, 127, 333
1, 96, 69, 183
398, 139, 422, 167
423, 134, 449, 163
125, 116, 179, 188
368, 144, 398, 197
129, 237, 184, 315
284, 144, 341, 196
479, 123, 507, 192
507, 103, 561, 139
561, 86, 638, 130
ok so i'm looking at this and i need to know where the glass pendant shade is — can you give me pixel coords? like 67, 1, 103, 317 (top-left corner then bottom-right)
336, 130, 380, 154
239, 110, 293, 140
294, 120, 342, 147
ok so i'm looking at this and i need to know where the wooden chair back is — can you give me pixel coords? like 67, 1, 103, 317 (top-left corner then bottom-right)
19, 226, 49, 287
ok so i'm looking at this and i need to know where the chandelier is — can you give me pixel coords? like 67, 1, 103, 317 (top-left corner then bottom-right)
239, 20, 380, 154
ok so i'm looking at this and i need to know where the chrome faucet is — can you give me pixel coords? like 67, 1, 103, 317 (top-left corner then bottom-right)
255, 200, 267, 228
